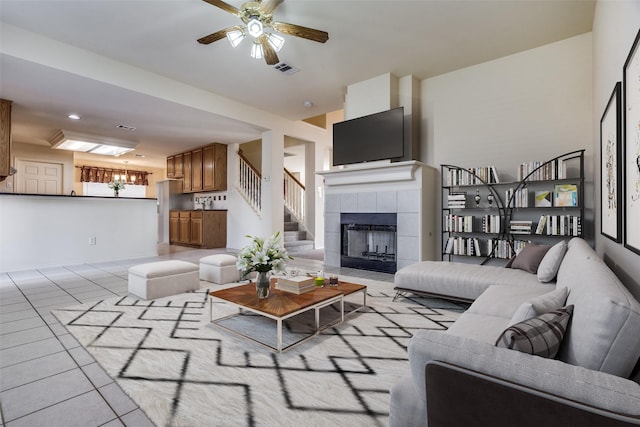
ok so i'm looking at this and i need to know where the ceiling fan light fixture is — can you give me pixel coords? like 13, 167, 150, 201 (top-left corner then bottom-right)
267, 33, 285, 52
247, 18, 264, 38
250, 40, 264, 59
226, 29, 245, 47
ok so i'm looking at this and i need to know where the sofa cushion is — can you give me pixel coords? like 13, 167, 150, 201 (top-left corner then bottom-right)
509, 287, 569, 325
466, 284, 554, 319
555, 238, 640, 378
509, 243, 551, 274
446, 312, 511, 344
394, 261, 545, 301
495, 305, 573, 358
537, 240, 567, 282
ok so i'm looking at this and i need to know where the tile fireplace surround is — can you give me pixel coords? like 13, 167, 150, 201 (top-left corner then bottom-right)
318, 161, 438, 272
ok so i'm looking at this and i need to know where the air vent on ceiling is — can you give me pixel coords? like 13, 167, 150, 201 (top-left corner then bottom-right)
116, 124, 137, 131
273, 63, 299, 75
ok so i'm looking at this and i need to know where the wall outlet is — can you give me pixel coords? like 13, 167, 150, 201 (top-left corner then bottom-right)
89, 237, 96, 245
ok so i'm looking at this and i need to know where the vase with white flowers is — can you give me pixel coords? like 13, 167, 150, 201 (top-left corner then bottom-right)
236, 232, 292, 299
108, 180, 126, 197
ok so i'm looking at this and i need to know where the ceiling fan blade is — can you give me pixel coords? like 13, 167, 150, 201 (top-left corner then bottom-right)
259, 0, 284, 15
260, 35, 280, 65
202, 0, 241, 16
272, 21, 329, 43
197, 25, 242, 45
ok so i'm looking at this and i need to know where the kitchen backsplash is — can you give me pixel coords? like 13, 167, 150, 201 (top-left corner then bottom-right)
193, 191, 228, 210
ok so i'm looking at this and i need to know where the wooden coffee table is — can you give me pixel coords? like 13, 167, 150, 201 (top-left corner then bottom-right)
209, 279, 367, 352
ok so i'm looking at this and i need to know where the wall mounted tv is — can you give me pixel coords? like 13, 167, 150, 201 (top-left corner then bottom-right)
333, 107, 404, 166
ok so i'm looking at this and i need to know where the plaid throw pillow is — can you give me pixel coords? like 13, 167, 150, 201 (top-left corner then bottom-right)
495, 305, 573, 358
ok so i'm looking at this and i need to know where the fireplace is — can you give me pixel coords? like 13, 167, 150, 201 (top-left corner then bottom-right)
341, 213, 397, 273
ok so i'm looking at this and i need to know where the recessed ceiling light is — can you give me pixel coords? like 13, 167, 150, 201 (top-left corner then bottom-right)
68, 114, 80, 120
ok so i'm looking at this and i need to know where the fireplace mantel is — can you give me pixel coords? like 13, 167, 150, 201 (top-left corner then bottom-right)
317, 161, 425, 188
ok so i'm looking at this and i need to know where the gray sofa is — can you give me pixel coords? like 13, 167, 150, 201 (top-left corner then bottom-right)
390, 238, 640, 426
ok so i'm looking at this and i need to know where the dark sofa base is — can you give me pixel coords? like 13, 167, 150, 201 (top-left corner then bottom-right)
426, 361, 640, 426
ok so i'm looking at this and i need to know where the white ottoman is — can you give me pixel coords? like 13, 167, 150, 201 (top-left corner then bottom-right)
200, 254, 240, 284
128, 260, 199, 300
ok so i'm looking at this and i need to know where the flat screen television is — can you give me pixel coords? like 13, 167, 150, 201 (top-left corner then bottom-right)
333, 107, 404, 166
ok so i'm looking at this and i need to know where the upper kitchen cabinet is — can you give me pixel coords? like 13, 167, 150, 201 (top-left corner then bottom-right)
203, 143, 227, 191
166, 143, 226, 192
174, 153, 184, 178
0, 99, 12, 182
166, 155, 175, 178
191, 148, 203, 192
183, 151, 192, 191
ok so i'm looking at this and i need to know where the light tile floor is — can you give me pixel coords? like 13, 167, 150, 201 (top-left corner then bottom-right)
0, 246, 394, 427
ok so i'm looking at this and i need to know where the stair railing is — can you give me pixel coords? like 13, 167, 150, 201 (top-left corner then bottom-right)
284, 168, 305, 223
238, 151, 261, 214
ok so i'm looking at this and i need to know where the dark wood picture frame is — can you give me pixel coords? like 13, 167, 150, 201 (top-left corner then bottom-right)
600, 82, 622, 242
624, 28, 640, 254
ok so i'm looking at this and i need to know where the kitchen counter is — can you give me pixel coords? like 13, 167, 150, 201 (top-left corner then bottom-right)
0, 194, 157, 272
0, 192, 157, 200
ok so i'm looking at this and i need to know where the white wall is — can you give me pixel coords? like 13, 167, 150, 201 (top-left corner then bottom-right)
344, 73, 398, 120
0, 195, 157, 272
422, 33, 593, 177
592, 1, 640, 299
421, 33, 593, 252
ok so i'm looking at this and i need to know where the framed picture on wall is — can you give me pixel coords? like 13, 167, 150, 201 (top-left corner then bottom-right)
600, 82, 622, 242
624, 29, 640, 254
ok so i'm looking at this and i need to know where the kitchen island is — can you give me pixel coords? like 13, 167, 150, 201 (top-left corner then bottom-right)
0, 193, 157, 272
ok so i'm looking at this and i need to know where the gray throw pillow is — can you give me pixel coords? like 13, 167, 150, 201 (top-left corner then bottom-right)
509, 243, 551, 274
508, 287, 569, 325
537, 240, 568, 282
496, 305, 573, 358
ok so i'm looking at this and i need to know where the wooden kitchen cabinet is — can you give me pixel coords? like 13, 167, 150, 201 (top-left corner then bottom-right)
169, 210, 226, 248
174, 153, 184, 178
167, 143, 225, 193
0, 99, 12, 182
183, 151, 192, 192
203, 143, 227, 191
178, 211, 191, 244
166, 156, 175, 178
191, 148, 203, 192
190, 211, 203, 246
169, 211, 180, 243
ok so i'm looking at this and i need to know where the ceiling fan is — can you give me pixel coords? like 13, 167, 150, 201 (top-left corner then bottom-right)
197, 0, 329, 65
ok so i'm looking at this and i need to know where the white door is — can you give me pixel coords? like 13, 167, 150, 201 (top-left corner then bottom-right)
15, 159, 63, 194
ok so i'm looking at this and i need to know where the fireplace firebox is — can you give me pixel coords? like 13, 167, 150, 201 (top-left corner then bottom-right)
341, 213, 397, 273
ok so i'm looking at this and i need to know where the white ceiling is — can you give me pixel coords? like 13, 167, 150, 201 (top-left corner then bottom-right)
0, 0, 595, 168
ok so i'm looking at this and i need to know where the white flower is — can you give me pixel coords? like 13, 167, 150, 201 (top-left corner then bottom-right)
237, 232, 292, 275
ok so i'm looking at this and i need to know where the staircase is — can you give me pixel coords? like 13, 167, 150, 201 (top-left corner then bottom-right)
283, 208, 314, 253
237, 150, 314, 253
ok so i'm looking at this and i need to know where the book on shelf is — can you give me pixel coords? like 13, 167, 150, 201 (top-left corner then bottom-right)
509, 220, 532, 235
535, 215, 548, 234
447, 166, 499, 186
517, 159, 567, 181
277, 276, 315, 287
539, 214, 581, 236
444, 214, 474, 232
554, 184, 578, 207
447, 192, 467, 208
535, 191, 552, 207
275, 282, 315, 294
444, 236, 482, 256
482, 214, 501, 233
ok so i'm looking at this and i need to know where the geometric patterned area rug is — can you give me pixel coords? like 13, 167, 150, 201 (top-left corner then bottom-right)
52, 277, 467, 427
